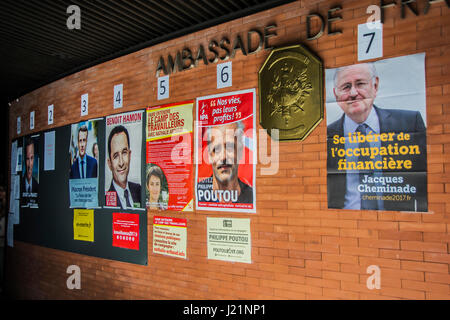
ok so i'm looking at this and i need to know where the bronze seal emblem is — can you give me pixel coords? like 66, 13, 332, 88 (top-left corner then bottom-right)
258, 45, 323, 141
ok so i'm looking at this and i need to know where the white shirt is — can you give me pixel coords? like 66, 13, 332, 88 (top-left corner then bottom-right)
25, 176, 33, 194
343, 107, 382, 210
112, 180, 134, 209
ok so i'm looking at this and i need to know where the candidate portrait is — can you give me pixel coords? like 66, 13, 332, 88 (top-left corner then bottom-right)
327, 60, 427, 211
70, 124, 98, 179
106, 125, 141, 209
21, 137, 39, 195
197, 121, 253, 204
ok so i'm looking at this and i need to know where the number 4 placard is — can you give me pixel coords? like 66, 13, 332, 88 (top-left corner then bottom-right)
358, 21, 383, 61
114, 84, 123, 109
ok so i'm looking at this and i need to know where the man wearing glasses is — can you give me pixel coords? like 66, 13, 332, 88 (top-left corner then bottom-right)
327, 63, 426, 210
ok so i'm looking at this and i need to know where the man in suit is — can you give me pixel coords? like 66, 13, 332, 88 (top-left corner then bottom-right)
21, 137, 39, 208
22, 137, 39, 194
106, 125, 141, 209
327, 63, 426, 211
70, 125, 98, 179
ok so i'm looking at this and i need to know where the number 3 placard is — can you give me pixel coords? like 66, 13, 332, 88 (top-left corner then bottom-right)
81, 93, 89, 116
358, 21, 383, 61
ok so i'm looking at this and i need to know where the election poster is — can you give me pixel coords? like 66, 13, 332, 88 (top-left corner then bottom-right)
146, 101, 194, 212
207, 217, 251, 264
153, 216, 187, 259
112, 212, 140, 250
105, 110, 144, 210
326, 53, 427, 212
21, 134, 40, 209
73, 209, 94, 242
69, 120, 100, 208
195, 89, 256, 213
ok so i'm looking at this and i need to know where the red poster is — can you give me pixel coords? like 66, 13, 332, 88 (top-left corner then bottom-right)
146, 101, 194, 212
112, 212, 140, 250
195, 89, 256, 213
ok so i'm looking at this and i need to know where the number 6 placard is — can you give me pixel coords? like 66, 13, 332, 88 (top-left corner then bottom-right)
217, 61, 232, 89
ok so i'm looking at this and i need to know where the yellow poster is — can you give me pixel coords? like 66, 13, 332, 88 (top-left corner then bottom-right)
73, 209, 94, 242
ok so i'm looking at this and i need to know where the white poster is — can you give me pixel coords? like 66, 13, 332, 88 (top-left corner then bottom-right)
44, 131, 55, 171
207, 217, 251, 264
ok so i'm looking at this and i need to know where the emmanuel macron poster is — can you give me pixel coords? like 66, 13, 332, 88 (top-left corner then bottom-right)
69, 120, 100, 208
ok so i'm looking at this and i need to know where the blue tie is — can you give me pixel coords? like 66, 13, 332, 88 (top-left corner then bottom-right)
81, 160, 85, 179
124, 189, 132, 208
356, 124, 378, 210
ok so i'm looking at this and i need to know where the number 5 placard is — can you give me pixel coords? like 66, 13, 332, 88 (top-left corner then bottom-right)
358, 21, 383, 61
158, 75, 169, 100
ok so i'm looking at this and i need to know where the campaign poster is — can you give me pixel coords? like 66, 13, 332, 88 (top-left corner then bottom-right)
146, 101, 194, 212
73, 209, 94, 242
326, 53, 427, 212
207, 217, 251, 264
44, 131, 55, 171
105, 110, 144, 210
112, 212, 140, 250
195, 89, 257, 213
21, 134, 40, 208
69, 120, 100, 208
153, 216, 187, 259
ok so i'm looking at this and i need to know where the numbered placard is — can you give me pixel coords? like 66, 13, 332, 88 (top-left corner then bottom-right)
81, 93, 89, 116
114, 84, 123, 109
17, 117, 21, 135
358, 21, 383, 61
158, 76, 169, 100
217, 61, 232, 89
48, 105, 54, 125
30, 111, 35, 130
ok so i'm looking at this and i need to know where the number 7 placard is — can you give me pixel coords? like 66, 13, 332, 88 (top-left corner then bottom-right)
358, 21, 383, 61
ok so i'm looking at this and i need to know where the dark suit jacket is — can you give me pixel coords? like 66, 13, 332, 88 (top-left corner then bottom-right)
21, 176, 39, 194
327, 106, 427, 210
197, 176, 254, 204
108, 181, 141, 209
70, 155, 98, 179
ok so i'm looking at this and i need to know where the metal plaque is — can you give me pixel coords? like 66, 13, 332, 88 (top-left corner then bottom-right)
258, 44, 323, 141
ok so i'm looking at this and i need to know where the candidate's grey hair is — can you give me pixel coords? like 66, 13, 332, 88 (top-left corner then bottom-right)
206, 121, 245, 153
333, 63, 378, 88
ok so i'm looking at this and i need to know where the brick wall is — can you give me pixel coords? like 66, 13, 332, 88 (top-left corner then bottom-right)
5, 0, 450, 299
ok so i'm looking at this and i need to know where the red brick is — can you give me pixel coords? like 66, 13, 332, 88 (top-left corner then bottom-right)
7, 0, 450, 301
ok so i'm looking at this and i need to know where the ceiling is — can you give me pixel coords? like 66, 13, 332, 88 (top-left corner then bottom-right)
0, 0, 296, 104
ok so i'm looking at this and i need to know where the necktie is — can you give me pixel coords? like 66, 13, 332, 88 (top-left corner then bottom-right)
28, 185, 31, 193
356, 124, 378, 210
124, 189, 132, 208
81, 160, 85, 179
